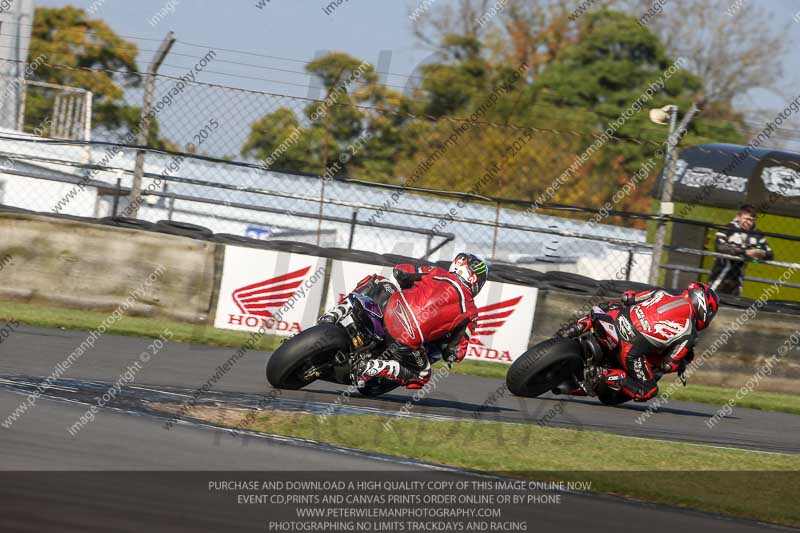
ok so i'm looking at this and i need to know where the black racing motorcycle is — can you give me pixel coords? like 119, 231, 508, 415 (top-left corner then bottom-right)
505, 310, 672, 406
266, 291, 444, 396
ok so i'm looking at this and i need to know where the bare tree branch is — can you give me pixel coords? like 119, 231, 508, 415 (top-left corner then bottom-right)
615, 0, 788, 103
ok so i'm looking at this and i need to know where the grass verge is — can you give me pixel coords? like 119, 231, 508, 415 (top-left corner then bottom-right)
2, 300, 799, 415
445, 360, 800, 415
182, 406, 800, 526
0, 301, 282, 353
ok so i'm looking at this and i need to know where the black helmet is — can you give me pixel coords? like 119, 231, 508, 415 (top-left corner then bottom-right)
448, 253, 489, 296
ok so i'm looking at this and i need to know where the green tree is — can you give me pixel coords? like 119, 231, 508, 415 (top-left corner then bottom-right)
406, 4, 747, 217
25, 6, 175, 149
241, 52, 412, 178
520, 10, 744, 212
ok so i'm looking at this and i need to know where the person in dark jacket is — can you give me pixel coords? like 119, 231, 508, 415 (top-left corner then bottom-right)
708, 204, 773, 295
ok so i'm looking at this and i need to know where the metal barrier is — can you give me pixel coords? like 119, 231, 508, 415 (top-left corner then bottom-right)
0, 137, 798, 297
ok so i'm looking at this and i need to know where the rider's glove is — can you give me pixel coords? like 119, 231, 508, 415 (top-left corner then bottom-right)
393, 265, 423, 289
556, 317, 592, 338
598, 301, 623, 312
662, 357, 682, 374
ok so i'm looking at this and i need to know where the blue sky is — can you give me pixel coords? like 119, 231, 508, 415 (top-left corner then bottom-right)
32, 0, 798, 102
36, 0, 433, 99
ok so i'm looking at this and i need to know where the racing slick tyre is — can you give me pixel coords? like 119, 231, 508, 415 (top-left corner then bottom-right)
319, 248, 391, 266
506, 338, 583, 398
101, 216, 158, 232
491, 264, 548, 287
266, 323, 349, 390
212, 233, 261, 246
543, 272, 597, 294
597, 280, 659, 298
383, 254, 434, 268
261, 240, 321, 256
595, 383, 631, 406
768, 300, 800, 315
717, 294, 755, 309
155, 220, 214, 239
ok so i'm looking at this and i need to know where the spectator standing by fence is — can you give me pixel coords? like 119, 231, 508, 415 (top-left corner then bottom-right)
709, 204, 773, 295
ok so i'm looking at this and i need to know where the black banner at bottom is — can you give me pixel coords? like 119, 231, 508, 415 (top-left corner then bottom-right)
0, 471, 794, 532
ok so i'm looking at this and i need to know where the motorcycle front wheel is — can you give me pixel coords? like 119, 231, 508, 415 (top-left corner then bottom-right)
506, 338, 583, 398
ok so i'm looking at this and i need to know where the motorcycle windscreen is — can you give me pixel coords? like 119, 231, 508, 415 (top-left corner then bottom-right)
348, 293, 385, 338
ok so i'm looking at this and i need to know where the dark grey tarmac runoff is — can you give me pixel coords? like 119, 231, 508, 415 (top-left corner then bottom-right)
0, 325, 797, 532
1, 325, 796, 454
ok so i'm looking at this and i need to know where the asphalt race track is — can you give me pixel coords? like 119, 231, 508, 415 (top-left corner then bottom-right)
1, 325, 797, 454
1, 324, 797, 532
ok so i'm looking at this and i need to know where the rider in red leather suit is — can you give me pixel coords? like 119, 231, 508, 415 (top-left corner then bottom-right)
319, 253, 488, 390
561, 282, 719, 400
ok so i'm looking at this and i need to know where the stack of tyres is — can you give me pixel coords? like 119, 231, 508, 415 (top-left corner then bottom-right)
382, 253, 435, 268
318, 248, 393, 266
258, 240, 322, 256
155, 220, 214, 240
543, 271, 599, 294
490, 264, 549, 288
101, 216, 158, 232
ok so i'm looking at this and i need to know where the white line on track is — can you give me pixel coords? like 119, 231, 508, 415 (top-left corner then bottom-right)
128, 386, 192, 398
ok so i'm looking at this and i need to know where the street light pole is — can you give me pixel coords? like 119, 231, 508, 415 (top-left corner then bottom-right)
648, 102, 703, 286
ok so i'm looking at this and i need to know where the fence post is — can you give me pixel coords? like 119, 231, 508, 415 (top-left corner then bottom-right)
82, 90, 93, 164
316, 179, 326, 245
348, 210, 357, 249
129, 32, 175, 218
16, 80, 27, 132
648, 101, 703, 285
626, 249, 634, 281
112, 177, 121, 217
490, 202, 501, 261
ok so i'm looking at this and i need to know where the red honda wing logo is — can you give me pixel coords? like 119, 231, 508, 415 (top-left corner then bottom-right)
232, 266, 311, 318
469, 296, 522, 346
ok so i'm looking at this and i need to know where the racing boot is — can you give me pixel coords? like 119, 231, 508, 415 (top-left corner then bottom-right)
318, 299, 352, 324
599, 368, 626, 391
579, 367, 626, 396
354, 359, 431, 390
354, 359, 401, 388
551, 377, 586, 396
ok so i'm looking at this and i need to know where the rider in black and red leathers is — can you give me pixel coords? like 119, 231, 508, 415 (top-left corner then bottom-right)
559, 282, 719, 401
319, 253, 488, 390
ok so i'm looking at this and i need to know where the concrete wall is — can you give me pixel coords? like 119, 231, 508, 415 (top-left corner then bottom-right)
0, 213, 216, 323
0, 212, 796, 393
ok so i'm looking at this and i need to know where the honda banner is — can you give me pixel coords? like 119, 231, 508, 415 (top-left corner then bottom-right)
214, 246, 327, 336
326, 260, 538, 364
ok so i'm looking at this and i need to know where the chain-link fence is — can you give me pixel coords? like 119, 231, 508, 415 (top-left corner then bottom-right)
0, 60, 799, 298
